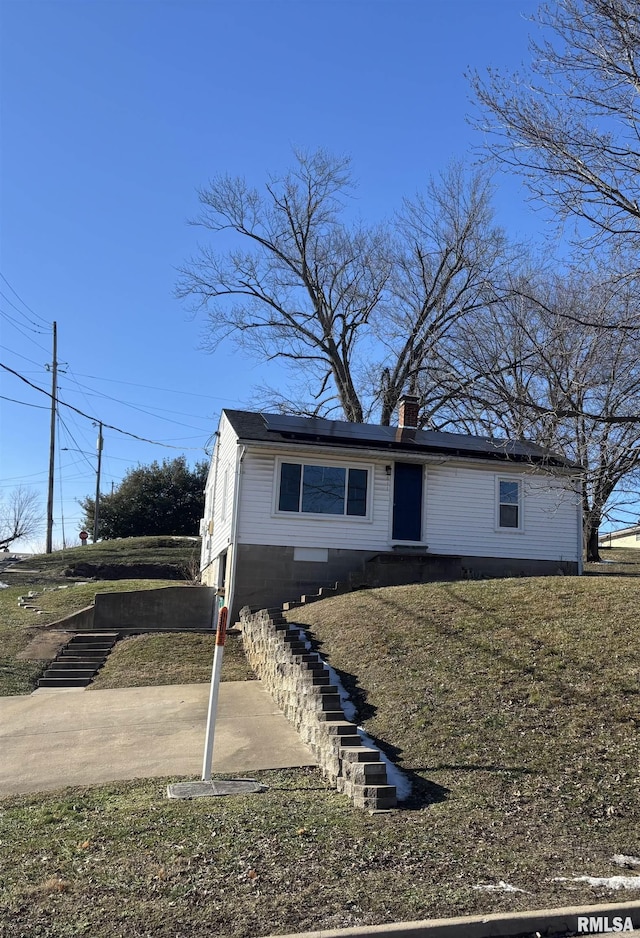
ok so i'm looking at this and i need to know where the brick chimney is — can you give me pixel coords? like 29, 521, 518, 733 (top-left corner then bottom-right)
398, 394, 419, 430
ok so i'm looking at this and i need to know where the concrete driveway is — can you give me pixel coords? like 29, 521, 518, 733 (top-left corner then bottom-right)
0, 682, 316, 797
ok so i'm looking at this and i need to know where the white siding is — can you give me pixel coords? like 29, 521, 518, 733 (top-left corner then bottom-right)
237, 450, 393, 550
425, 464, 579, 562
200, 413, 240, 582
599, 531, 640, 548
236, 449, 580, 563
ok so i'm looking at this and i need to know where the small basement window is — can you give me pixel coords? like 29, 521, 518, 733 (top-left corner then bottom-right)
497, 477, 522, 530
278, 461, 369, 517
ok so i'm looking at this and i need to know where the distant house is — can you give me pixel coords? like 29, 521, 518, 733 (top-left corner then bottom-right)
599, 526, 640, 549
200, 396, 582, 623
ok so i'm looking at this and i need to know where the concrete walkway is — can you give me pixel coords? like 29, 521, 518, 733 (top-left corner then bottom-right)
0, 681, 316, 797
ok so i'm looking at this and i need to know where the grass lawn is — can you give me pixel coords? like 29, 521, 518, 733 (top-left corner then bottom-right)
90, 631, 255, 688
0, 546, 638, 935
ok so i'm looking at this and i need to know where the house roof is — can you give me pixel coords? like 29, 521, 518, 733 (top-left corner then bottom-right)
599, 525, 640, 542
221, 409, 576, 468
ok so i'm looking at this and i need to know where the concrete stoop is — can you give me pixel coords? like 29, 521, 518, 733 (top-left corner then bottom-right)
240, 607, 398, 812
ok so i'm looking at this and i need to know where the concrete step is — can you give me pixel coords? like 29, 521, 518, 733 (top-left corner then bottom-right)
333, 734, 362, 749
292, 654, 321, 666
320, 721, 359, 737
67, 637, 116, 645
316, 710, 348, 723
58, 652, 106, 661
71, 632, 119, 640
298, 673, 331, 686
352, 784, 397, 810
37, 632, 119, 689
46, 659, 101, 670
65, 642, 116, 650
307, 684, 339, 696
340, 746, 382, 763
38, 676, 93, 688
42, 668, 97, 679
316, 694, 342, 711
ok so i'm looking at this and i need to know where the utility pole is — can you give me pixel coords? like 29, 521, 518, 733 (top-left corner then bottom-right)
93, 422, 103, 543
45, 321, 57, 554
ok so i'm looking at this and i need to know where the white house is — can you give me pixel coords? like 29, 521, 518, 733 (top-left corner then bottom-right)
200, 396, 583, 623
599, 526, 640, 548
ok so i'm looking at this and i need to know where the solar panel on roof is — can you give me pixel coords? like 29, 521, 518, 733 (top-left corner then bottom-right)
258, 411, 568, 464
263, 413, 400, 445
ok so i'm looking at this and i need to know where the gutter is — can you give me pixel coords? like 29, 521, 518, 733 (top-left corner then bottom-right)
577, 480, 584, 575
226, 442, 246, 621
200, 431, 221, 578
232, 438, 580, 475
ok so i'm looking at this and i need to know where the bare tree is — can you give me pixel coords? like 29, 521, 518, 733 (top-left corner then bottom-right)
177, 149, 389, 423
470, 0, 640, 254
178, 151, 512, 424
374, 164, 512, 425
0, 486, 42, 551
447, 267, 640, 560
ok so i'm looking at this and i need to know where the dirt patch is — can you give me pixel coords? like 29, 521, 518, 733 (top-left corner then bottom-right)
17, 630, 73, 661
64, 562, 186, 580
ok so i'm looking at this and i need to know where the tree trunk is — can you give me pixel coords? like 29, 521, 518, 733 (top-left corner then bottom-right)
585, 517, 601, 563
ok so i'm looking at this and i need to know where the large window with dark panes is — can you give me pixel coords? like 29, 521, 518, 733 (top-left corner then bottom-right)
278, 462, 368, 517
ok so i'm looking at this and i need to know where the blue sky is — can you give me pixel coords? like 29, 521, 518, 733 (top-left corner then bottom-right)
1, 0, 546, 550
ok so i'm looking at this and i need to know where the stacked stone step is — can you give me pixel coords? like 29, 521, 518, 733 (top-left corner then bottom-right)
38, 632, 119, 688
281, 581, 344, 613
240, 607, 397, 811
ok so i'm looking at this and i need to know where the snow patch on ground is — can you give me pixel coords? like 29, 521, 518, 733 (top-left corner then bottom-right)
554, 875, 640, 890
612, 854, 640, 868
325, 663, 357, 722
473, 881, 528, 893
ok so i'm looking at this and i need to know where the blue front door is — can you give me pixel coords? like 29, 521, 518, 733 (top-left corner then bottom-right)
392, 462, 423, 541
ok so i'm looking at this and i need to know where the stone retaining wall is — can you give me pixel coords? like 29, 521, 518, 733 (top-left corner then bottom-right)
240, 606, 398, 812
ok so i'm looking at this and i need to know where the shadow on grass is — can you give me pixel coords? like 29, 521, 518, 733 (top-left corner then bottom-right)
412, 762, 537, 775
583, 568, 640, 577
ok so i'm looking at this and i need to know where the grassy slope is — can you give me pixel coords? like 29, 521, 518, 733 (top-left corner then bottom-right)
14, 536, 202, 579
1, 548, 639, 935
90, 631, 255, 688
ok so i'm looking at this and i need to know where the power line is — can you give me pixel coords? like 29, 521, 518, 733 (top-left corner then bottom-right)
0, 292, 49, 334
70, 370, 239, 402
58, 411, 98, 473
0, 394, 49, 410
0, 307, 51, 351
0, 345, 46, 369
1, 361, 206, 450
0, 273, 50, 326
57, 381, 214, 428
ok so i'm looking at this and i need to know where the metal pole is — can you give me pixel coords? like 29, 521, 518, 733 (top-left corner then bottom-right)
202, 606, 228, 781
45, 321, 57, 554
93, 422, 103, 542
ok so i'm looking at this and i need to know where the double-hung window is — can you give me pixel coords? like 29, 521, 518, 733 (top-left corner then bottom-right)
278, 461, 368, 517
497, 477, 522, 530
